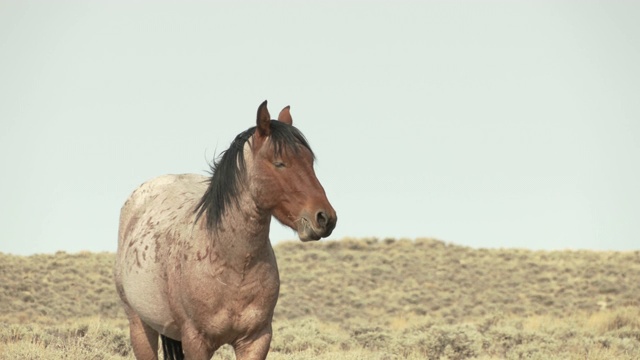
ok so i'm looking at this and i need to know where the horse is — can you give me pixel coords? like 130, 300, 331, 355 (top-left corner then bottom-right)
114, 100, 337, 360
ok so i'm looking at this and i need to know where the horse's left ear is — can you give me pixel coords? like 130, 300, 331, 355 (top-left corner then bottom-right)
277, 106, 293, 125
256, 100, 271, 137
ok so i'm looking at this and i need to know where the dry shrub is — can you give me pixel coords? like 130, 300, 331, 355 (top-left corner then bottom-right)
272, 318, 351, 354
587, 307, 640, 333
398, 324, 483, 360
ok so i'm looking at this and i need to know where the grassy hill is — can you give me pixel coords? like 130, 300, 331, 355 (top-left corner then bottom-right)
1, 238, 639, 359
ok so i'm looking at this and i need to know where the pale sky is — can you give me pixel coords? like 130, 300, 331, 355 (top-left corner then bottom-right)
1, 1, 639, 255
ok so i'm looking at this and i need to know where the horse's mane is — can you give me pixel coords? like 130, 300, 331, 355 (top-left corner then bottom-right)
194, 120, 314, 233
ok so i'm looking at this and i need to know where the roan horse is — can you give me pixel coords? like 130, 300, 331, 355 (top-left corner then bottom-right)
114, 101, 337, 360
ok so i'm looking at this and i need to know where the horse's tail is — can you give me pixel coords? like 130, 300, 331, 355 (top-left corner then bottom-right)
161, 334, 184, 360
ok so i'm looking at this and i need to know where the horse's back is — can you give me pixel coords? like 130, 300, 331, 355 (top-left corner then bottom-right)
117, 172, 208, 265
115, 173, 207, 338
121, 173, 204, 220
118, 174, 207, 240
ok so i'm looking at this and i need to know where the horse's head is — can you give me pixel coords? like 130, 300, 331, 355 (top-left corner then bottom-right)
248, 100, 337, 241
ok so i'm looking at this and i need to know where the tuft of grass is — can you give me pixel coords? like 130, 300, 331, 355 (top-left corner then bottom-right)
0, 317, 130, 360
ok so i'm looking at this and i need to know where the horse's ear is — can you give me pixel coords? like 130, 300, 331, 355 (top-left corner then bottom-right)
256, 100, 271, 137
277, 106, 293, 125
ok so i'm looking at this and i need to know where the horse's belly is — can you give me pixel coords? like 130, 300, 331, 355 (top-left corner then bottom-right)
121, 259, 180, 338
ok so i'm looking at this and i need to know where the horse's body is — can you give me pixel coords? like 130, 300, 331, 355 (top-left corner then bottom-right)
114, 101, 336, 360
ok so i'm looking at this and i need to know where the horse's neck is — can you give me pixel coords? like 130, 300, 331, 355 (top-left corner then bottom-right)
198, 144, 274, 274
210, 189, 272, 263
213, 144, 273, 258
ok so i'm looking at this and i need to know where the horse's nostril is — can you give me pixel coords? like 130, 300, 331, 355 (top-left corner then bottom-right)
316, 211, 329, 228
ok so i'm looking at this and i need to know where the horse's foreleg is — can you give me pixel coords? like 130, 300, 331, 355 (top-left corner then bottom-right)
125, 306, 159, 360
233, 328, 272, 360
180, 326, 215, 360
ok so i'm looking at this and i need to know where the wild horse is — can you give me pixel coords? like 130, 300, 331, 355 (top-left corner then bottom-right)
114, 101, 337, 359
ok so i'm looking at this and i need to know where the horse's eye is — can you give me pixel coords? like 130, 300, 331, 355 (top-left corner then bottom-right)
274, 161, 286, 168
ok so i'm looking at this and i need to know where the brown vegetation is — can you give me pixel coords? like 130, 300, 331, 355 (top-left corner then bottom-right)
1, 238, 639, 359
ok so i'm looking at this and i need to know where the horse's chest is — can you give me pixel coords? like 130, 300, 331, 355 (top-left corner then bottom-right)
180, 269, 279, 336
218, 279, 278, 321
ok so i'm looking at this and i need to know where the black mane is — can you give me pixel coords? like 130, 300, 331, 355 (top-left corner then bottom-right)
194, 120, 313, 232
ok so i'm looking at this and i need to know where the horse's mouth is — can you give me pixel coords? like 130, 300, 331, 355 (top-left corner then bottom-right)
296, 218, 324, 242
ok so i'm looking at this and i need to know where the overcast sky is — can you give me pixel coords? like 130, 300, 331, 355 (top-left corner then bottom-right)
1, 1, 639, 255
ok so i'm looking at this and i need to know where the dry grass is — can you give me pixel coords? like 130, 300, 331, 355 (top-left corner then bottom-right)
1, 237, 640, 359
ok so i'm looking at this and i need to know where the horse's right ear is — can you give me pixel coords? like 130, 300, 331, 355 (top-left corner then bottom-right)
256, 100, 271, 137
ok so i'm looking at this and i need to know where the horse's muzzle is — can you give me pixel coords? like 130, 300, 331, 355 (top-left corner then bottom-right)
298, 210, 337, 242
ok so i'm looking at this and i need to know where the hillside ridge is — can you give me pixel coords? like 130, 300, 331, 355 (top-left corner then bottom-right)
2, 237, 640, 359
2, 237, 639, 325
